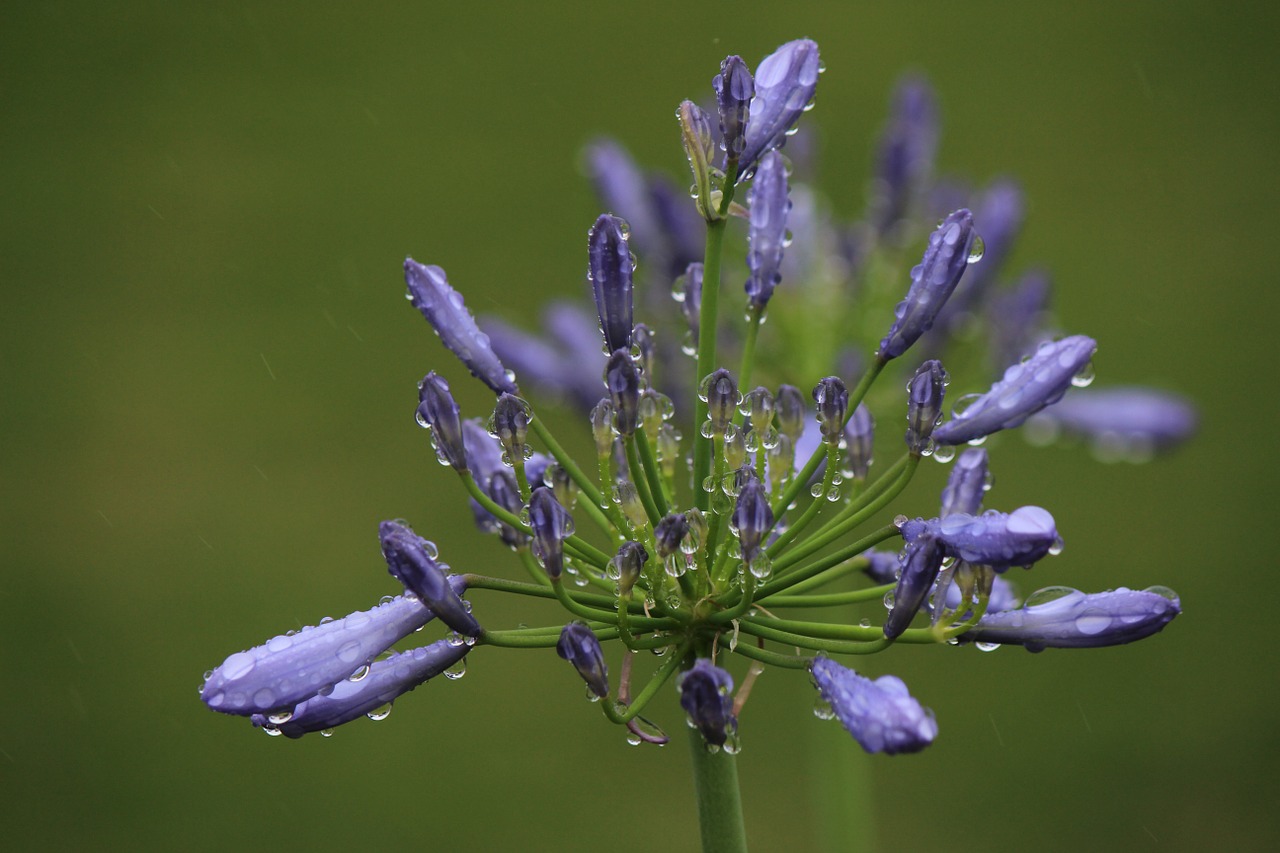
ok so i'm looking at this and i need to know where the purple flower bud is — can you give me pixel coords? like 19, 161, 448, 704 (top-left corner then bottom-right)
844, 403, 874, 480
483, 470, 528, 548
932, 506, 1059, 571
1026, 386, 1197, 456
416, 372, 467, 471
379, 521, 481, 638
775, 383, 806, 442
251, 640, 469, 738
861, 549, 901, 585
812, 376, 848, 444
732, 476, 773, 566
655, 513, 690, 559
905, 360, 947, 454
201, 591, 452, 717
702, 368, 739, 435
714, 55, 755, 162
611, 540, 649, 594
588, 214, 635, 355
480, 317, 601, 413
933, 335, 1097, 445
738, 39, 821, 179
745, 150, 790, 309
490, 393, 531, 463
404, 259, 517, 396
959, 586, 1180, 652
810, 657, 937, 754
605, 349, 641, 436
556, 622, 610, 698
878, 209, 978, 360
584, 140, 662, 261
678, 659, 737, 747
987, 269, 1053, 372
462, 419, 504, 484
870, 75, 938, 234
940, 448, 989, 517
884, 532, 945, 640
528, 486, 574, 580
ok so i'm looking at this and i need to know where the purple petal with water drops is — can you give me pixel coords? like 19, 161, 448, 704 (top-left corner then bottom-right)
810, 657, 936, 755
959, 586, 1180, 651
737, 40, 820, 179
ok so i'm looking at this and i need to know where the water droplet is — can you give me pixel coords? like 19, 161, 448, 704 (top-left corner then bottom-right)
975, 641, 1000, 652
320, 728, 335, 738
1048, 536, 1065, 556
1071, 362, 1096, 387
813, 698, 835, 720
266, 709, 293, 725
444, 658, 467, 680
367, 702, 393, 721
967, 234, 986, 264
932, 445, 956, 463
348, 664, 370, 682
1074, 613, 1112, 635
261, 725, 283, 737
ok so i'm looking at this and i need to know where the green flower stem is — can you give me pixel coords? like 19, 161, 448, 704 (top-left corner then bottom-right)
737, 304, 763, 394
529, 416, 628, 538
688, 718, 749, 853
692, 218, 730, 514
798, 453, 908, 550
479, 626, 620, 648
762, 583, 894, 608
767, 441, 840, 557
705, 434, 728, 556
516, 547, 550, 586
755, 524, 901, 600
601, 638, 691, 724
728, 641, 813, 670
512, 454, 531, 506
711, 574, 756, 624
462, 573, 680, 623
748, 615, 883, 642
635, 429, 671, 516
461, 473, 613, 569
625, 436, 663, 526
772, 557, 869, 596
734, 619, 891, 655
772, 359, 885, 520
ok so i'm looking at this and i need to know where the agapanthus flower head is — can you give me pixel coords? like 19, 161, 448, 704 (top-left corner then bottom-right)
960, 586, 1180, 651
905, 359, 947, 454
416, 371, 467, 471
556, 622, 610, 698
745, 150, 790, 309
379, 520, 482, 638
934, 335, 1097, 445
737, 39, 820, 179
404, 259, 517, 396
588, 214, 636, 355
678, 659, 737, 748
714, 55, 754, 163
810, 657, 937, 754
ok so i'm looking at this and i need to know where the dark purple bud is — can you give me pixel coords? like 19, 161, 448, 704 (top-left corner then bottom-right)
812, 376, 848, 444
250, 640, 469, 738
675, 262, 704, 350
678, 659, 737, 747
610, 540, 649, 594
732, 477, 773, 566
878, 209, 979, 361
556, 622, 609, 698
959, 586, 1180, 652
933, 506, 1059, 571
738, 39, 821, 179
529, 487, 574, 580
905, 360, 947, 454
701, 368, 739, 435
775, 383, 806, 442
584, 140, 662, 259
745, 150, 790, 309
940, 448, 989, 517
605, 350, 641, 436
987, 269, 1053, 373
201, 591, 450, 717
1026, 386, 1197, 457
714, 55, 755, 162
588, 214, 635, 355
379, 521, 482, 638
485, 471, 528, 547
810, 657, 937, 754
884, 532, 946, 640
415, 372, 467, 471
404, 259, 517, 395
844, 403, 874, 480
489, 393, 531, 464
933, 336, 1097, 445
871, 75, 938, 235
654, 513, 690, 559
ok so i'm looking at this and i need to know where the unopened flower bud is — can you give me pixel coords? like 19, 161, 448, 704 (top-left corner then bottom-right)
605, 350, 641, 436
588, 214, 635, 355
738, 39, 821, 179
745, 150, 790, 309
489, 393, 531, 463
655, 513, 690, 560
379, 521, 481, 638
678, 659, 737, 747
844, 403, 874, 480
810, 657, 937, 754
812, 376, 848, 444
732, 477, 773, 566
611, 540, 649, 594
940, 448, 988, 517
775, 384, 806, 442
529, 487, 574, 580
416, 372, 467, 471
556, 622, 609, 698
905, 360, 947, 454
714, 55, 754, 162
702, 368, 739, 435
884, 532, 945, 640
960, 586, 1180, 651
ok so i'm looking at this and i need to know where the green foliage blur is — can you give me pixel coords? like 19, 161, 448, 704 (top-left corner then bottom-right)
2, 2, 1276, 850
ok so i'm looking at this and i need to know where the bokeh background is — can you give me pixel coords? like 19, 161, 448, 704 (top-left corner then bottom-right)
3, 2, 1276, 850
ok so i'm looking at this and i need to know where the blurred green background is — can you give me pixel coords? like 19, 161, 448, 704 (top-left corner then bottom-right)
2, 1, 1276, 850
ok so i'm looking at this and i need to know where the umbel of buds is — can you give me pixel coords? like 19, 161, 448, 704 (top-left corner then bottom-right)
201, 42, 1186, 850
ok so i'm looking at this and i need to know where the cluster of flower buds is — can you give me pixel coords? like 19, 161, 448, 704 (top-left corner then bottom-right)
202, 39, 1187, 758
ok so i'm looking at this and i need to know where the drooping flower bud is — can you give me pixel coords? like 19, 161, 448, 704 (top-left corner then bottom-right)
489, 393, 531, 465
610, 540, 649, 594
678, 659, 737, 747
959, 586, 1180, 651
905, 360, 947, 454
654, 513, 690, 560
738, 39, 821, 180
940, 448, 989, 517
732, 476, 773, 569
844, 403, 874, 480
404, 259, 517, 396
249, 639, 470, 738
714, 55, 754, 163
605, 350, 641, 436
933, 336, 1097, 445
379, 521, 481, 638
556, 622, 609, 698
775, 383, 806, 442
416, 372, 468, 471
878, 209, 978, 361
588, 214, 635, 355
884, 532, 946, 640
810, 657, 937, 754
812, 376, 848, 444
701, 368, 739, 435
745, 150, 790, 310
528, 487, 574, 580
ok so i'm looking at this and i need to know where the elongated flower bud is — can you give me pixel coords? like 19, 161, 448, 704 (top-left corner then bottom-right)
584, 141, 661, 260
678, 659, 737, 747
871, 75, 937, 235
251, 640, 469, 738
845, 403, 874, 480
588, 214, 635, 354
654, 513, 690, 560
379, 521, 481, 638
933, 335, 1097, 445
775, 383, 806, 442
201, 588, 457, 716
884, 532, 945, 640
812, 376, 848, 444
732, 477, 773, 567
702, 368, 739, 435
1026, 386, 1197, 456
611, 540, 648, 594
605, 350, 641, 436
904, 506, 1059, 571
738, 39, 821, 179
416, 372, 467, 471
490, 393, 531, 464
940, 448, 988, 517
529, 487, 574, 580
404, 259, 517, 395
959, 586, 1180, 651
810, 657, 937, 754
678, 101, 716, 218
905, 360, 947, 454
878, 210, 978, 361
714, 55, 754, 162
745, 150, 790, 309
556, 622, 609, 698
